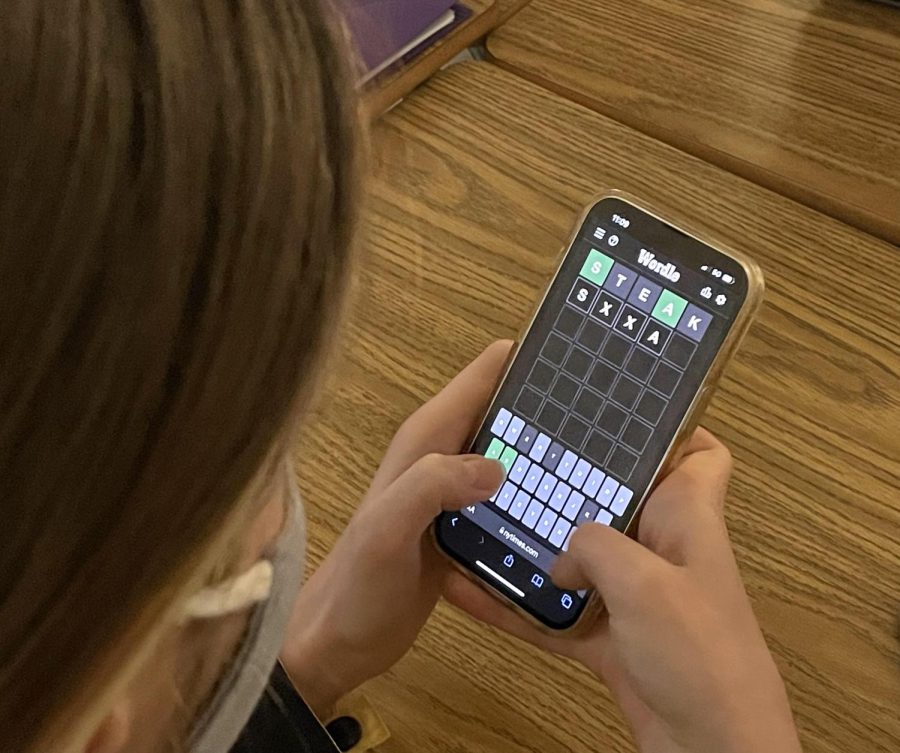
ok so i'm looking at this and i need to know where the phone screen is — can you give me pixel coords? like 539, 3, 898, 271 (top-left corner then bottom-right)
435, 196, 752, 629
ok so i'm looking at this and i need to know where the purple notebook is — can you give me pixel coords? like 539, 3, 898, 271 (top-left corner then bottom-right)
336, 0, 457, 72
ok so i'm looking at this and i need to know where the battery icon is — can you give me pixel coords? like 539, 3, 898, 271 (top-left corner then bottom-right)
722, 273, 735, 284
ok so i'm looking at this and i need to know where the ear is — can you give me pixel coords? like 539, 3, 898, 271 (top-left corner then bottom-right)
84, 704, 132, 753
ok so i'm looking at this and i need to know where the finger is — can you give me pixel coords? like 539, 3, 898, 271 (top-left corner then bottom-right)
376, 453, 505, 536
637, 435, 734, 565
657, 425, 724, 478
370, 340, 514, 492
682, 425, 725, 456
552, 523, 672, 611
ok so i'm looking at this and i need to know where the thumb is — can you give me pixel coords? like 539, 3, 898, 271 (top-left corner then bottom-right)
381, 453, 505, 537
552, 523, 672, 610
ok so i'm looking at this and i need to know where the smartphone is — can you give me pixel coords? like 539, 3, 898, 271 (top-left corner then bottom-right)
434, 193, 763, 631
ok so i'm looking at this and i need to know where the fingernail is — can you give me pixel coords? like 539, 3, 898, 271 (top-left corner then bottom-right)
463, 456, 505, 493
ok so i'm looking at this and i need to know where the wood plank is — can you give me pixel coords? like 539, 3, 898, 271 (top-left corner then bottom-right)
495, 0, 531, 24
488, 0, 900, 245
296, 63, 900, 753
362, 0, 498, 118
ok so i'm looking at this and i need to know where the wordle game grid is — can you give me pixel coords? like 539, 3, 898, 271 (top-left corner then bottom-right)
481, 248, 714, 551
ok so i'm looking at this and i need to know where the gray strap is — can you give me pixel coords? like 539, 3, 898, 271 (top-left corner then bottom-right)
188, 484, 306, 753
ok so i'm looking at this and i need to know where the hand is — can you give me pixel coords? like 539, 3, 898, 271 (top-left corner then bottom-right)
446, 428, 803, 753
280, 341, 512, 716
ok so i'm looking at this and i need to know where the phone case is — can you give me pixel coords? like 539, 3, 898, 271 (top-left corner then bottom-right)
433, 190, 765, 634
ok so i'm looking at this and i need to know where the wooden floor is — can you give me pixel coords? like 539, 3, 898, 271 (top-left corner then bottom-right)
296, 63, 900, 753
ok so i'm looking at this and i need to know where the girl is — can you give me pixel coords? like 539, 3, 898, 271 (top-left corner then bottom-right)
0, 2, 803, 752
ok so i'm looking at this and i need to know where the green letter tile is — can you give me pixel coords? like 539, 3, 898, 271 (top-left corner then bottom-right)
652, 289, 688, 327
579, 248, 614, 286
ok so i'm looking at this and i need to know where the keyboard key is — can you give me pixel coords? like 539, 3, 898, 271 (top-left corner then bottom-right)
499, 446, 517, 474
516, 424, 538, 454
563, 491, 585, 521
611, 486, 634, 516
510, 490, 530, 520
523, 499, 544, 530
570, 458, 592, 490
503, 415, 525, 444
562, 528, 574, 551
543, 441, 565, 472
485, 438, 504, 460
577, 500, 600, 525
529, 432, 551, 463
596, 509, 614, 526
598, 476, 620, 507
583, 467, 606, 498
495, 481, 517, 511
550, 481, 571, 512
490, 408, 512, 437
557, 450, 578, 481
509, 455, 530, 485
523, 464, 543, 493
536, 472, 557, 502
549, 518, 573, 548
536, 508, 558, 539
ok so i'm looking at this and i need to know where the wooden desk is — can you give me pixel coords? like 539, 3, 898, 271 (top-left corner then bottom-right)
296, 63, 900, 753
362, 0, 498, 118
495, 0, 531, 24
488, 0, 900, 246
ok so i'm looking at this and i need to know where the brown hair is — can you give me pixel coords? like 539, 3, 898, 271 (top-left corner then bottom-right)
0, 1, 360, 750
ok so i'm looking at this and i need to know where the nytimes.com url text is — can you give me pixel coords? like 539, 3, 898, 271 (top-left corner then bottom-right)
499, 526, 539, 560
